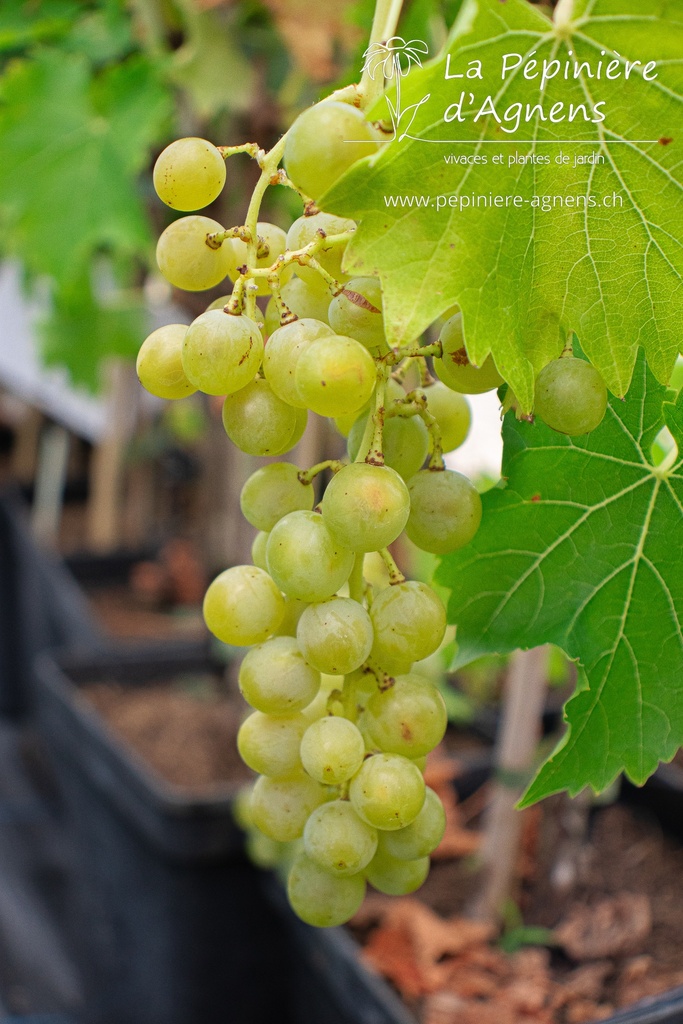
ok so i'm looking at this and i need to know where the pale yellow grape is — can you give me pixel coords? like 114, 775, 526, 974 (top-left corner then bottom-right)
296, 597, 373, 675
251, 531, 269, 570
321, 463, 409, 553
203, 565, 284, 645
304, 800, 377, 877
381, 787, 446, 860
366, 848, 430, 895
251, 773, 326, 842
223, 221, 293, 296
222, 379, 301, 456
156, 216, 233, 291
239, 636, 320, 715
406, 469, 482, 554
264, 278, 332, 336
370, 581, 447, 673
153, 137, 226, 211
364, 674, 448, 758
237, 711, 307, 777
284, 101, 381, 200
182, 311, 263, 396
240, 462, 315, 533
294, 335, 376, 417
266, 511, 354, 602
349, 753, 425, 830
274, 596, 309, 638
423, 381, 471, 453
328, 277, 386, 353
434, 313, 503, 394
263, 319, 332, 407
286, 213, 356, 289
136, 324, 196, 400
245, 831, 287, 870
300, 716, 365, 785
287, 852, 366, 927
233, 782, 254, 830
206, 294, 231, 311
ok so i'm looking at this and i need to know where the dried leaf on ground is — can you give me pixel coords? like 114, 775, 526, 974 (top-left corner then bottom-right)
555, 894, 652, 961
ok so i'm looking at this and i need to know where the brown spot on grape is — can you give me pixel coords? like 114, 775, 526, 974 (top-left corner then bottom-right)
341, 289, 381, 314
451, 347, 470, 367
401, 722, 413, 740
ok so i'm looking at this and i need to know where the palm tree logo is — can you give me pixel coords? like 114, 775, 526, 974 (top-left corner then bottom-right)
362, 37, 430, 140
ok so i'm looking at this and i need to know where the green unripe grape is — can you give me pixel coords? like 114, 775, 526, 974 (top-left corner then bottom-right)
284, 101, 381, 201
435, 313, 503, 393
406, 469, 482, 554
223, 221, 292, 297
136, 324, 196, 400
153, 137, 226, 211
287, 852, 366, 927
347, 412, 428, 481
206, 294, 231, 312
251, 774, 326, 842
263, 319, 332, 407
222, 379, 302, 456
241, 462, 314, 533
366, 848, 430, 895
304, 800, 378, 877
182, 310, 263, 395
286, 213, 356, 290
296, 597, 373, 675
245, 830, 287, 870
534, 356, 608, 435
301, 674, 340, 724
328, 277, 386, 353
203, 565, 284, 646
349, 753, 426, 831
251, 531, 269, 570
364, 674, 448, 759
321, 463, 410, 553
294, 335, 376, 417
274, 407, 307, 455
300, 716, 366, 785
266, 511, 354, 602
265, 279, 332, 336
274, 596, 309, 638
423, 381, 471, 453
233, 782, 254, 830
381, 787, 446, 860
335, 377, 405, 438
239, 636, 320, 715
156, 216, 234, 291
237, 711, 307, 777
370, 581, 447, 673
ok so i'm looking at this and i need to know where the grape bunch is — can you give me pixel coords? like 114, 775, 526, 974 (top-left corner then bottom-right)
136, 98, 606, 928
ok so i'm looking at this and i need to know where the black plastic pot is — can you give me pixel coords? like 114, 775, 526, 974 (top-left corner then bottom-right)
34, 645, 297, 1024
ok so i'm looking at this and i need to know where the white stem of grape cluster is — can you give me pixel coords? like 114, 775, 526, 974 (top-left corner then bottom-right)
359, 0, 405, 110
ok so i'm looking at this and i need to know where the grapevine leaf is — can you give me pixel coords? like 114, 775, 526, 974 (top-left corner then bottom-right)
323, 0, 683, 411
435, 354, 683, 801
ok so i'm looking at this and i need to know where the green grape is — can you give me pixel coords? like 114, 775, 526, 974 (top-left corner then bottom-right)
274, 596, 309, 638
328, 278, 387, 353
381, 787, 446, 860
296, 597, 373, 675
304, 800, 378, 877
299, 716, 366, 785
263, 319, 332, 407
301, 675, 340, 723
321, 463, 409, 553
136, 324, 196, 400
335, 378, 405, 438
251, 531, 269, 570
223, 221, 293, 297
286, 213, 356, 290
349, 753, 426, 831
182, 310, 263, 395
221, 379, 301, 456
347, 412, 428, 480
239, 636, 320, 714
233, 782, 254, 830
245, 830, 287, 870
294, 334, 376, 417
266, 511, 354, 602
406, 469, 482, 554
534, 356, 608, 435
434, 313, 503, 393
284, 101, 381, 201
153, 137, 226, 211
251, 773, 326, 842
237, 711, 307, 777
203, 565, 284, 645
366, 847, 430, 895
206, 294, 232, 312
272, 405, 307, 455
370, 581, 447, 674
287, 852, 366, 927
364, 674, 448, 759
265, 278, 332, 336
156, 216, 234, 291
423, 381, 471, 453
241, 462, 314, 533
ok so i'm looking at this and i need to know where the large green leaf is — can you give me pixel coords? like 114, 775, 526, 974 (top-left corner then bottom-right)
323, 0, 683, 411
435, 357, 683, 801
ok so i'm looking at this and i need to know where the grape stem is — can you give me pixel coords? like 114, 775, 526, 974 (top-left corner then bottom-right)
247, 230, 355, 296
383, 341, 442, 366
379, 547, 406, 585
297, 460, 345, 486
206, 226, 270, 258
390, 390, 445, 470
217, 143, 261, 161
359, 0, 405, 111
240, 134, 288, 318
348, 554, 365, 603
362, 367, 389, 465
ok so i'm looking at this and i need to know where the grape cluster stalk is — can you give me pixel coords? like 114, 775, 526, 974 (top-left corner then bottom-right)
137, 99, 608, 928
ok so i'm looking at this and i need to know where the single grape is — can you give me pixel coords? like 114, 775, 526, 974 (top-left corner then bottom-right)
251, 773, 326, 842
370, 581, 447, 673
366, 848, 430, 895
328, 277, 386, 353
284, 101, 381, 200
301, 674, 341, 724
263, 318, 331, 408
349, 753, 426, 831
406, 469, 482, 554
222, 379, 302, 456
335, 377, 405, 439
203, 565, 284, 645
239, 636, 320, 715
424, 381, 471, 453
251, 531, 269, 570
381, 787, 446, 860
274, 595, 309, 638
272, 406, 307, 455
294, 334, 376, 417
299, 716, 366, 785
182, 310, 263, 395
266, 510, 354, 602
156, 216, 233, 292
237, 711, 307, 777
223, 222, 292, 297
347, 412, 428, 481
153, 138, 226, 211
240, 462, 314, 533
304, 800, 378, 877
245, 831, 287, 870
364, 674, 448, 759
434, 313, 503, 393
296, 597, 373, 675
265, 278, 332, 335
534, 356, 608, 435
206, 294, 232, 312
233, 782, 254, 831
286, 213, 356, 289
136, 324, 196, 400
287, 852, 366, 927
321, 463, 409, 553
